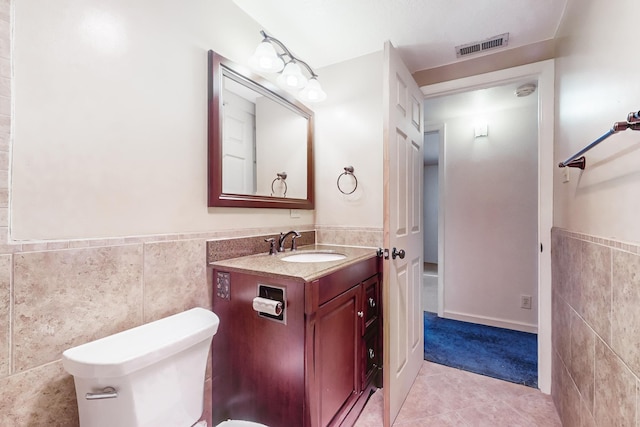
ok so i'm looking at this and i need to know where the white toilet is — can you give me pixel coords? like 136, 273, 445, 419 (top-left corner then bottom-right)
62, 307, 268, 427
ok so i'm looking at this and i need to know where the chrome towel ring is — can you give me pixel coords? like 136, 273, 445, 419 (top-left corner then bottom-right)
271, 172, 287, 197
337, 166, 358, 195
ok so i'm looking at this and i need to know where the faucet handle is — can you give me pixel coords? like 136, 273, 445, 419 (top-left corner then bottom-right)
291, 233, 301, 251
264, 238, 277, 255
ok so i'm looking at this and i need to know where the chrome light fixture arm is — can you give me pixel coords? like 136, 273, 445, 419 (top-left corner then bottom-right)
253, 30, 327, 102
259, 30, 319, 79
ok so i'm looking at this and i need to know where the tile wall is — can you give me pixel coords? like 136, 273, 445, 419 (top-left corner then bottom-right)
315, 225, 383, 249
0, 227, 317, 425
552, 228, 640, 426
0, 225, 379, 425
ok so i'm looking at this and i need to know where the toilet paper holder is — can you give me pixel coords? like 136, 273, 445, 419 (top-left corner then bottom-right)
256, 284, 286, 324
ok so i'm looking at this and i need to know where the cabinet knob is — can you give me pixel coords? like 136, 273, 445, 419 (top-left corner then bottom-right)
368, 297, 376, 308
369, 348, 375, 359
357, 311, 364, 318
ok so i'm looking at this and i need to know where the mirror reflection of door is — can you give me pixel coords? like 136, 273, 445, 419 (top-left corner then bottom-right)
221, 87, 257, 195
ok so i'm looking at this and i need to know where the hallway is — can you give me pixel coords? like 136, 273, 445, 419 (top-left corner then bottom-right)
355, 361, 560, 426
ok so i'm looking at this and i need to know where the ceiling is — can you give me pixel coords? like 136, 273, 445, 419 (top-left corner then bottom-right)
232, 0, 568, 73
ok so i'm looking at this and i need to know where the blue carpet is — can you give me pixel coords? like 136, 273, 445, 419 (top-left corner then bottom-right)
424, 312, 538, 387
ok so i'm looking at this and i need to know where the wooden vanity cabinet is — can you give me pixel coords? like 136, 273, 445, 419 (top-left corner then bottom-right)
309, 284, 361, 427
211, 256, 381, 427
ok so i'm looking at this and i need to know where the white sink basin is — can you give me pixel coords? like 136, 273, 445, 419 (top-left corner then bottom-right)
280, 252, 347, 263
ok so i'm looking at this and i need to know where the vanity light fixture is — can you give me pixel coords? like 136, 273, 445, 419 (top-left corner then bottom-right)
249, 30, 327, 103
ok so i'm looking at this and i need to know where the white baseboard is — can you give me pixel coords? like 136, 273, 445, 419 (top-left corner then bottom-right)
442, 310, 538, 334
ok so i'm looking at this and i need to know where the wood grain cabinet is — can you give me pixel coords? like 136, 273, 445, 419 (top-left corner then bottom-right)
211, 256, 381, 427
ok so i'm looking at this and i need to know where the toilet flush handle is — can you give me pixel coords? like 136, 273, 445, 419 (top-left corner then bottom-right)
85, 386, 118, 400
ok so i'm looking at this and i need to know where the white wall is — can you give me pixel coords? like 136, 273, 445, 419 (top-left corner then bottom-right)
554, 0, 640, 243
12, 0, 314, 240
255, 97, 308, 199
423, 164, 438, 263
423, 131, 439, 264
313, 52, 384, 229
440, 104, 539, 330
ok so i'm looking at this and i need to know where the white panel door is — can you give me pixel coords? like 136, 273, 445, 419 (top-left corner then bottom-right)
382, 41, 424, 426
222, 91, 256, 194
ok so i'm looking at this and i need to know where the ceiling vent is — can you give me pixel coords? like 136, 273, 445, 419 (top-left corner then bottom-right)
455, 33, 509, 58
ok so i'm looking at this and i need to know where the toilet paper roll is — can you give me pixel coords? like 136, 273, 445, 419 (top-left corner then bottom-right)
252, 297, 283, 316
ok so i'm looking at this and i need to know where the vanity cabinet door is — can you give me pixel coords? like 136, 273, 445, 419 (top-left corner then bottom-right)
361, 326, 380, 390
362, 275, 380, 332
312, 285, 361, 427
360, 273, 382, 390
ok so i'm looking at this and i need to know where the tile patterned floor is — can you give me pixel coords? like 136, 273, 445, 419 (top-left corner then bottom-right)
355, 361, 561, 427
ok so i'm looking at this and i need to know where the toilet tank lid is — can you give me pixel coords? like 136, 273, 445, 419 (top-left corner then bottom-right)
62, 307, 219, 379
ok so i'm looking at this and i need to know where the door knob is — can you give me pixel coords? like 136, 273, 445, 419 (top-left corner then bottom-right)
391, 247, 406, 260
357, 311, 364, 318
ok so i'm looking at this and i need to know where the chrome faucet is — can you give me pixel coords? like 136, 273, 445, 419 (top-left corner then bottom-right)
278, 230, 301, 252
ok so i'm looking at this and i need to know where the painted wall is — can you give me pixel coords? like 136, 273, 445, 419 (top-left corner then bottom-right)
11, 0, 314, 241
423, 131, 439, 264
0, 1, 322, 425
435, 104, 539, 331
313, 51, 384, 247
553, 0, 640, 243
551, 0, 640, 424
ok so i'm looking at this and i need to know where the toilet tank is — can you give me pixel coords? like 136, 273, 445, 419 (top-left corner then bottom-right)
62, 307, 219, 427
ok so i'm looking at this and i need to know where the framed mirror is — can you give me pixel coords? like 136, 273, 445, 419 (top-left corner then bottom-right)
208, 50, 314, 209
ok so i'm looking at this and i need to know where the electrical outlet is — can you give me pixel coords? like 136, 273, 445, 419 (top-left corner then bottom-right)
521, 295, 532, 310
563, 167, 570, 183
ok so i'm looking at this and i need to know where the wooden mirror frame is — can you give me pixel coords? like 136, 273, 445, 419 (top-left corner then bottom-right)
207, 50, 314, 209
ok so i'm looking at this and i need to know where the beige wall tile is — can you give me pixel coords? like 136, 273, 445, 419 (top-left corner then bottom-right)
557, 235, 582, 310
206, 231, 315, 263
552, 292, 571, 365
569, 310, 595, 415
0, 254, 9, 377
551, 350, 562, 417
13, 245, 144, 371
552, 350, 581, 427
579, 241, 611, 343
611, 249, 640, 376
0, 361, 78, 426
143, 239, 210, 322
316, 227, 383, 248
581, 397, 597, 427
593, 338, 636, 426
562, 366, 582, 427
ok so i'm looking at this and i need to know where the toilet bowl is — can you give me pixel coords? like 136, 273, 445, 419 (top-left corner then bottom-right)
62, 307, 269, 427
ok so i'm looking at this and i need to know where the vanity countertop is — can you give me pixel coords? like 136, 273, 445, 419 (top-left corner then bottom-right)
209, 244, 378, 282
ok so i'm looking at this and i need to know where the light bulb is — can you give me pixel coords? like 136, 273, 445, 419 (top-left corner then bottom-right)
299, 77, 327, 103
278, 62, 307, 89
249, 41, 284, 73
